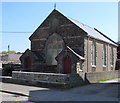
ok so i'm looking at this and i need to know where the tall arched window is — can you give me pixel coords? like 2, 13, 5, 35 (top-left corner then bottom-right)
111, 47, 114, 66
45, 33, 64, 65
102, 44, 106, 66
91, 41, 96, 66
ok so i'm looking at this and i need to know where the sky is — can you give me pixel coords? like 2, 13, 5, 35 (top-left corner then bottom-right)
1, 2, 118, 52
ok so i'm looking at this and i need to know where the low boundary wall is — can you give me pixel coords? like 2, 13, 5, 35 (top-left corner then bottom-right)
115, 59, 120, 70
11, 71, 85, 88
2, 70, 119, 88
85, 70, 119, 83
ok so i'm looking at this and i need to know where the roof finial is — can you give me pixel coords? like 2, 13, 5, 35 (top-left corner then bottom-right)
54, 3, 56, 9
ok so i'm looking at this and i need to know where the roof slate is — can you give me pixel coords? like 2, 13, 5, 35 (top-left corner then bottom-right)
67, 17, 117, 46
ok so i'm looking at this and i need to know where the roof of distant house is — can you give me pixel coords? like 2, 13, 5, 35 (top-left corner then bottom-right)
8, 54, 22, 61
0, 53, 22, 62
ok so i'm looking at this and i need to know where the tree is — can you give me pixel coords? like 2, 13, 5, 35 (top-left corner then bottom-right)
9, 51, 16, 54
1, 50, 16, 54
1, 51, 8, 54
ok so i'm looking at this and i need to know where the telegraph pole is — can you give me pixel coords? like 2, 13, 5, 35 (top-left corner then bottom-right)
8, 45, 10, 54
7, 45, 10, 62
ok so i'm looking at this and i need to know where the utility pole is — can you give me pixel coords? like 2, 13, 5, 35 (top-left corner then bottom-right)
7, 45, 10, 62
8, 45, 10, 54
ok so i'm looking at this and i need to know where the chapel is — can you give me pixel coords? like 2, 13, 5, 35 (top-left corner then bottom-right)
20, 9, 117, 74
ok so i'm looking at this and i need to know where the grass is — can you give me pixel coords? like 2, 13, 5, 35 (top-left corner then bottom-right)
97, 77, 120, 82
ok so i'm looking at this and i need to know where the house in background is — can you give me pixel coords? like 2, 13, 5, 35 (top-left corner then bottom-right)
0, 53, 22, 76
20, 9, 117, 74
1, 53, 22, 64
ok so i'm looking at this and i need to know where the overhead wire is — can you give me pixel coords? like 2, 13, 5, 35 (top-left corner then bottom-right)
0, 31, 32, 34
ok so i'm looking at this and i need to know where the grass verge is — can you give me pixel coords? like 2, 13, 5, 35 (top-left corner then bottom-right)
97, 77, 120, 82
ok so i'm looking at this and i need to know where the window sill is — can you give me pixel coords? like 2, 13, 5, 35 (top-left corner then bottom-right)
92, 65, 96, 68
103, 65, 106, 67
79, 69, 83, 72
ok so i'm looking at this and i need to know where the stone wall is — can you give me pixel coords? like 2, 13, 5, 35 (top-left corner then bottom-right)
12, 71, 85, 88
85, 70, 119, 83
12, 70, 119, 84
115, 59, 120, 70
31, 65, 57, 73
30, 9, 86, 62
5, 70, 119, 88
12, 71, 69, 83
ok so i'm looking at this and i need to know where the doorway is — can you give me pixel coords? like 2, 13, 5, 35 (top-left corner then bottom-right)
24, 56, 32, 71
64, 56, 72, 74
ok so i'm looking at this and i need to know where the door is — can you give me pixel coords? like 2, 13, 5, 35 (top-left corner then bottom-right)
24, 56, 32, 71
64, 56, 72, 74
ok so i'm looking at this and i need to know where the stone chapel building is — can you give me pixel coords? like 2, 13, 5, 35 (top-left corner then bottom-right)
20, 9, 117, 74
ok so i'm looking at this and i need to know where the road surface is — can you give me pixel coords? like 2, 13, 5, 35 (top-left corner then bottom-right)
0, 78, 120, 102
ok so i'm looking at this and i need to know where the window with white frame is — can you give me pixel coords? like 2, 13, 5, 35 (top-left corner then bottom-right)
91, 41, 96, 66
111, 47, 114, 66
102, 44, 106, 66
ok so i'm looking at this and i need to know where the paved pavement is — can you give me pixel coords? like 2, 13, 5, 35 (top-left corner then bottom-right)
0, 78, 120, 102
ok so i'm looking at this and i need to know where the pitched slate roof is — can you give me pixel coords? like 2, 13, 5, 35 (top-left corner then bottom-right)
29, 9, 117, 46
67, 17, 117, 46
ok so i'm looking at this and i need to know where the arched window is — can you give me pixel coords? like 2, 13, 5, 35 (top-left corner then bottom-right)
102, 44, 106, 66
91, 41, 96, 66
45, 33, 64, 65
111, 47, 114, 66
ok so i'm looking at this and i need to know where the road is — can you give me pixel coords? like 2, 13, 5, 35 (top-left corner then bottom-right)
0, 78, 120, 102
